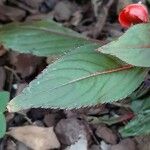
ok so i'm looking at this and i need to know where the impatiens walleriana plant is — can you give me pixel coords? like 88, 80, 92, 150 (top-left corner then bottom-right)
0, 3, 150, 138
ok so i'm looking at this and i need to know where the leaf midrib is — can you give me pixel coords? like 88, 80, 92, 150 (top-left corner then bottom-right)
18, 26, 89, 41
28, 65, 133, 95
15, 26, 103, 45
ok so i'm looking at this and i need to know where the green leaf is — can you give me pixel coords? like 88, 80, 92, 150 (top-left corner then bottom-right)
0, 92, 9, 138
120, 111, 150, 137
140, 97, 150, 112
132, 96, 150, 114
120, 96, 150, 137
0, 113, 6, 138
7, 44, 147, 112
98, 23, 150, 67
86, 115, 128, 126
147, 0, 150, 4
0, 91, 9, 112
0, 20, 92, 56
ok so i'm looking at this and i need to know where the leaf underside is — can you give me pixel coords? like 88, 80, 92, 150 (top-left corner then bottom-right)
0, 20, 92, 56
99, 23, 150, 67
7, 44, 147, 112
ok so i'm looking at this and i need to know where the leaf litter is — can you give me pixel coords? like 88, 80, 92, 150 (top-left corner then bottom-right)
0, 0, 150, 150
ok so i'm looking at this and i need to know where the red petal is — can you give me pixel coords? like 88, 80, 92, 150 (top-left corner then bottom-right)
118, 3, 149, 28
128, 4, 149, 23
119, 10, 131, 28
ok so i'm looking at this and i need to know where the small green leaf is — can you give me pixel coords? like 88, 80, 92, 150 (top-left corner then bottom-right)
141, 97, 150, 112
120, 111, 150, 137
7, 44, 147, 112
132, 96, 150, 113
0, 91, 9, 138
98, 23, 150, 67
0, 91, 9, 112
120, 96, 150, 137
0, 113, 6, 138
0, 20, 92, 56
86, 115, 127, 126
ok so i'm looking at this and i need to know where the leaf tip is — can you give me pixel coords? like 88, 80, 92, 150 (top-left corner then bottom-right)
7, 100, 18, 113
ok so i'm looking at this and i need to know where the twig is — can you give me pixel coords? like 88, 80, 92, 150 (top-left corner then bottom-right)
112, 102, 131, 109
4, 66, 21, 82
16, 112, 32, 124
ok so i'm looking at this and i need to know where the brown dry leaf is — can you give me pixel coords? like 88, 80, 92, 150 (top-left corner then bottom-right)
0, 67, 6, 90
110, 138, 136, 150
7, 126, 60, 150
19, 0, 43, 9
95, 124, 117, 144
26, 12, 54, 21
0, 45, 7, 57
43, 113, 60, 127
0, 0, 5, 5
9, 52, 42, 78
54, 1, 76, 22
89, 144, 101, 150
100, 141, 111, 150
0, 5, 26, 22
134, 135, 150, 150
91, 0, 114, 38
7, 0, 37, 14
55, 118, 87, 145
70, 10, 83, 26
5, 139, 17, 150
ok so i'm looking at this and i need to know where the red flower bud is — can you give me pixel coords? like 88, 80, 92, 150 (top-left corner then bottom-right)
119, 3, 149, 28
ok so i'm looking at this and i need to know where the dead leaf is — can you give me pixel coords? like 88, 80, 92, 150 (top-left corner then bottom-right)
0, 67, 6, 90
9, 52, 42, 78
26, 12, 54, 21
96, 124, 117, 144
7, 0, 37, 14
0, 45, 7, 57
134, 135, 150, 150
90, 0, 114, 38
16, 141, 30, 150
0, 0, 5, 5
110, 139, 136, 150
5, 139, 17, 150
89, 144, 101, 150
19, 0, 43, 9
0, 5, 26, 22
43, 113, 60, 127
8, 126, 60, 150
40, 0, 60, 12
101, 141, 111, 150
54, 1, 76, 22
55, 118, 87, 145
70, 10, 83, 26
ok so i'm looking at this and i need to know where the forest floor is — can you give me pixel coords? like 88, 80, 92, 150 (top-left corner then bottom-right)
0, 0, 150, 150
